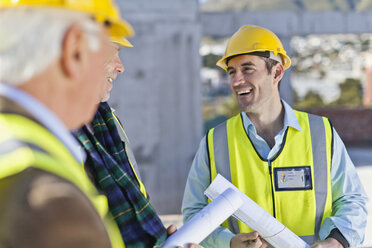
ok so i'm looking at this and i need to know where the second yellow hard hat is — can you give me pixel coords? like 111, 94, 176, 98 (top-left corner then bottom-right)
217, 25, 291, 71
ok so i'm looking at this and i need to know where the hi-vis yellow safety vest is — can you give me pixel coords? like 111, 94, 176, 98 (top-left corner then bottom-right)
207, 111, 333, 245
0, 114, 125, 248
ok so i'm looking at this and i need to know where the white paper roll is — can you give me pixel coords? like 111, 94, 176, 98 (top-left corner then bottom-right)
205, 174, 311, 248
161, 188, 243, 248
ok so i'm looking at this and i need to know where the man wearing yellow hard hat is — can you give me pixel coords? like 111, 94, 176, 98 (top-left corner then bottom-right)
0, 0, 132, 247
182, 25, 368, 247
73, 26, 186, 247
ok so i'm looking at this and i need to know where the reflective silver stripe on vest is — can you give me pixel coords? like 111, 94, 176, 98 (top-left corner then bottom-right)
212, 121, 239, 233
308, 114, 328, 244
0, 138, 49, 156
210, 114, 329, 241
212, 121, 231, 182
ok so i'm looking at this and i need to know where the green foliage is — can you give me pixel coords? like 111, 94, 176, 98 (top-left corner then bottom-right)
220, 93, 241, 117
293, 78, 363, 109
203, 94, 240, 120
294, 90, 325, 109
328, 78, 362, 107
203, 53, 223, 69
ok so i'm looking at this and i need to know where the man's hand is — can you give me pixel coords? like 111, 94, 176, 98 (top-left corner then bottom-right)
166, 224, 178, 236
311, 238, 344, 248
230, 232, 268, 248
166, 225, 202, 248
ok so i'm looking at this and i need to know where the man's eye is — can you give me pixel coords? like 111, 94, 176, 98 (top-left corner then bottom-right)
243, 67, 254, 72
228, 71, 235, 76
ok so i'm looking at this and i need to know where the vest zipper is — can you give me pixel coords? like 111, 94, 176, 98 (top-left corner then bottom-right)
268, 160, 276, 218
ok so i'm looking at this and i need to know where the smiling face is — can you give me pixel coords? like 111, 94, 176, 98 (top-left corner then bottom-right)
227, 54, 283, 115
101, 42, 124, 102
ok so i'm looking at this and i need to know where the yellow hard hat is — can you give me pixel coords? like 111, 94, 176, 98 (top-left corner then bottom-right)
216, 25, 291, 71
0, 0, 134, 47
111, 36, 133, 47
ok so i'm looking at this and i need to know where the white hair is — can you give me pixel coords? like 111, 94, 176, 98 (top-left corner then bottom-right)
0, 7, 102, 85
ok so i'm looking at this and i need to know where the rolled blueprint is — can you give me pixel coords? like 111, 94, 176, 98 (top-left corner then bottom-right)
204, 174, 311, 248
161, 188, 243, 248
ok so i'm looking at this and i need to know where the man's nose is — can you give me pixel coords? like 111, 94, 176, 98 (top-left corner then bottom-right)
231, 70, 244, 86
115, 56, 125, 73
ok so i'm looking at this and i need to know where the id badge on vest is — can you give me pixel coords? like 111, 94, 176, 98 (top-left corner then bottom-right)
274, 166, 312, 191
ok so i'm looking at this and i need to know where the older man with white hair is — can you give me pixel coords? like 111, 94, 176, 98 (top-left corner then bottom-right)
0, 1, 133, 247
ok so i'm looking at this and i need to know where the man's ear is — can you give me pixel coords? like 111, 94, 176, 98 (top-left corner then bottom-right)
273, 63, 284, 83
60, 25, 88, 79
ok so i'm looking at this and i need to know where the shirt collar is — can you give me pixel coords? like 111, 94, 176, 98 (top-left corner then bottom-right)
241, 99, 302, 134
0, 83, 85, 162
282, 100, 302, 132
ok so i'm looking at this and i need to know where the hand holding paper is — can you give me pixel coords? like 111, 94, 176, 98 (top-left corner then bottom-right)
161, 188, 243, 248
204, 174, 311, 248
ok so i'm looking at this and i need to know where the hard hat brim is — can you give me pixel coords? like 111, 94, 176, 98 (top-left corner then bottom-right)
111, 36, 133, 47
108, 19, 134, 47
217, 50, 291, 71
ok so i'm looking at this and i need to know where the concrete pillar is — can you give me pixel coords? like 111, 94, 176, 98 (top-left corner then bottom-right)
278, 36, 293, 105
109, 0, 203, 214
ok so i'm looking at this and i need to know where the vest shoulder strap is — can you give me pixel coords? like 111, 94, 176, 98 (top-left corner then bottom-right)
307, 113, 330, 241
211, 119, 231, 181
